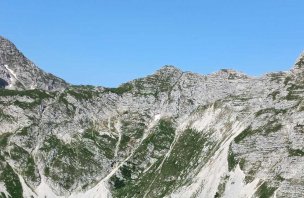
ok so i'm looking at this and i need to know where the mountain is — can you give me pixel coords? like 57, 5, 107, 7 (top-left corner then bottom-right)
0, 36, 68, 90
0, 36, 304, 198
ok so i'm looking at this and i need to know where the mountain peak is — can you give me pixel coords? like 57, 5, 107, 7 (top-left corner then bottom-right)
157, 65, 182, 73
291, 51, 304, 74
154, 65, 183, 79
0, 35, 10, 43
0, 35, 68, 91
294, 51, 304, 68
0, 36, 20, 58
2, 36, 304, 198
0, 36, 20, 54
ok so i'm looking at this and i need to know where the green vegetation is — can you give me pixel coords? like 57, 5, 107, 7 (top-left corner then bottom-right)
58, 93, 76, 116
112, 164, 135, 189
284, 76, 292, 86
239, 158, 246, 170
105, 83, 133, 96
117, 118, 146, 153
228, 145, 238, 171
0, 133, 10, 148
131, 72, 176, 97
287, 83, 304, 92
68, 90, 93, 100
288, 148, 304, 156
111, 119, 176, 198
298, 102, 304, 112
0, 89, 53, 109
0, 163, 23, 198
234, 120, 283, 144
269, 73, 284, 83
40, 135, 105, 190
44, 166, 50, 177
65, 86, 98, 100
145, 128, 209, 197
0, 109, 13, 121
13, 100, 36, 109
109, 68, 181, 97
224, 94, 250, 103
120, 119, 145, 140
70, 85, 95, 89
0, 89, 50, 98
285, 91, 300, 101
39, 135, 61, 152
275, 175, 285, 182
265, 123, 282, 134
244, 175, 255, 184
133, 119, 175, 159
227, 145, 248, 173
228, 73, 238, 80
256, 120, 283, 135
161, 129, 206, 175
255, 108, 287, 117
254, 182, 277, 198
133, 79, 161, 97
268, 91, 280, 100
119, 134, 131, 151
244, 162, 262, 184
214, 175, 229, 198
82, 128, 117, 159
17, 126, 30, 136
194, 104, 210, 113
10, 145, 40, 183
112, 121, 216, 198
284, 83, 304, 101
234, 127, 254, 144
17, 134, 37, 150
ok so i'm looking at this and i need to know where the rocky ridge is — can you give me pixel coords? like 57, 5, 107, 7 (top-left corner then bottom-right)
0, 36, 68, 91
0, 36, 304, 198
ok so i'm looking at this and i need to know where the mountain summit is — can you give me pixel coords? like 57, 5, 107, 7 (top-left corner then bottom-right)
0, 37, 304, 198
0, 36, 68, 90
292, 51, 304, 72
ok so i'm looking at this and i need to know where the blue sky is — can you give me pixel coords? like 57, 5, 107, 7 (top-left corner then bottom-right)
1, 1, 303, 87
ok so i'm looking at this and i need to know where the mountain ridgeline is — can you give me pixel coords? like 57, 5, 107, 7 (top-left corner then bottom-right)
0, 36, 304, 198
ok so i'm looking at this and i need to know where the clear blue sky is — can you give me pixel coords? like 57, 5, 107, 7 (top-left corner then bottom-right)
1, 1, 303, 87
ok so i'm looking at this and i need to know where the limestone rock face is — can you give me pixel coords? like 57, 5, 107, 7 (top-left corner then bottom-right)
0, 36, 68, 91
0, 37, 304, 198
